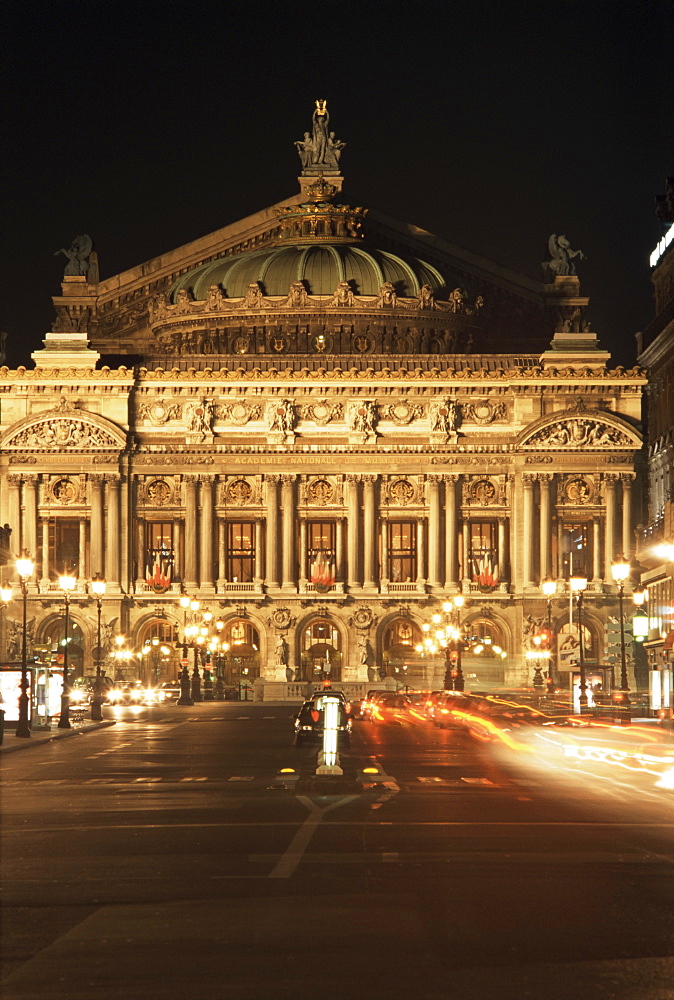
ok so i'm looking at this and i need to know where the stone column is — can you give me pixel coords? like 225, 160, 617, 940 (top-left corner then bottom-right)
539, 473, 552, 582
335, 519, 344, 586
23, 476, 38, 568
299, 518, 308, 590
184, 476, 198, 590
416, 519, 425, 590
135, 519, 145, 592
265, 476, 280, 589
362, 475, 377, 591
621, 474, 634, 558
592, 518, 601, 583
78, 520, 86, 582
91, 475, 104, 581
105, 476, 121, 588
41, 519, 49, 588
428, 476, 441, 588
217, 519, 226, 590
498, 517, 508, 587
347, 475, 361, 589
604, 474, 617, 580
254, 520, 263, 590
281, 475, 296, 592
380, 520, 389, 589
444, 475, 458, 589
7, 477, 21, 576
462, 520, 471, 592
522, 474, 535, 588
199, 476, 214, 592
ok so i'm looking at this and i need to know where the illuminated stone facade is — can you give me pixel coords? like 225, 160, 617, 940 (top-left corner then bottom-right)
0, 107, 647, 700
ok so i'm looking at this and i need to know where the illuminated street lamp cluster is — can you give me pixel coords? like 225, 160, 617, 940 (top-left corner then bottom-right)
417, 596, 467, 691
177, 595, 229, 704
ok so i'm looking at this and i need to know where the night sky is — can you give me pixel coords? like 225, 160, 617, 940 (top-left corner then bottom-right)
1, 0, 671, 370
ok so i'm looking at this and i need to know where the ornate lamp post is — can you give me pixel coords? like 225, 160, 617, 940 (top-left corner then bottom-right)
177, 594, 193, 705
1, 584, 13, 665
202, 611, 214, 701
188, 598, 203, 703
90, 574, 106, 722
611, 555, 631, 707
57, 570, 77, 729
570, 573, 588, 710
541, 577, 557, 691
15, 552, 34, 738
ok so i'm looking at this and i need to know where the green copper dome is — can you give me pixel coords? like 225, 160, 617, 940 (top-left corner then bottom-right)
170, 244, 445, 301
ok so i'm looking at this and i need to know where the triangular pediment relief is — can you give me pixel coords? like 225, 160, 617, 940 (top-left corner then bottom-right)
2, 398, 126, 451
519, 406, 641, 450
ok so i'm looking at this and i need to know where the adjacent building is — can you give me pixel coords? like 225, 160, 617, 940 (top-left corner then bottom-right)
637, 176, 674, 706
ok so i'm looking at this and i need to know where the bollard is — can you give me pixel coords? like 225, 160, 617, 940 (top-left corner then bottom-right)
316, 694, 343, 775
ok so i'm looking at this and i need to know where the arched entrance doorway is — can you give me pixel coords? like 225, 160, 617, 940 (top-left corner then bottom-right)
223, 620, 260, 694
383, 618, 422, 687
462, 618, 507, 689
300, 618, 342, 682
139, 620, 180, 685
43, 618, 85, 681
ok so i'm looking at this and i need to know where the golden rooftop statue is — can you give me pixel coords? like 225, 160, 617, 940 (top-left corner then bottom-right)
295, 99, 345, 175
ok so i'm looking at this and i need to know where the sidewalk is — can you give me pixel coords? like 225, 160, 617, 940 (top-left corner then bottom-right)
0, 718, 115, 754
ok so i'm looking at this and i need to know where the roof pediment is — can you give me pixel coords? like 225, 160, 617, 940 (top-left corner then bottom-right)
518, 404, 642, 450
2, 398, 127, 451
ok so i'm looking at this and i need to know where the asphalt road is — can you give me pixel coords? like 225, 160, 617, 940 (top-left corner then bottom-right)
2, 702, 674, 1000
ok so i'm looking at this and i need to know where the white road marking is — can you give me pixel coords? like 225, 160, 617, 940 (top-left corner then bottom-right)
269, 794, 359, 879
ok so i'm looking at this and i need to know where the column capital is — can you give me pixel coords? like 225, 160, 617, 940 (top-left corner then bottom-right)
442, 474, 460, 484
265, 474, 282, 485
602, 472, 620, 485
21, 473, 39, 484
619, 472, 636, 483
427, 474, 442, 485
88, 472, 107, 485
199, 474, 215, 485
183, 474, 200, 484
7, 474, 23, 486
522, 473, 537, 486
362, 474, 377, 485
346, 474, 362, 484
537, 472, 554, 484
281, 474, 295, 487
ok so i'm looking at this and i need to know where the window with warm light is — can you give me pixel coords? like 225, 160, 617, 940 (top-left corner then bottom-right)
387, 522, 416, 583
225, 522, 254, 582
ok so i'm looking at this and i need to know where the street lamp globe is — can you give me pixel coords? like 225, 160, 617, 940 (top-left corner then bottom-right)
569, 574, 588, 594
632, 586, 646, 607
453, 594, 465, 610
179, 595, 190, 611
17, 554, 34, 580
611, 557, 630, 584
1, 585, 13, 604
541, 578, 556, 599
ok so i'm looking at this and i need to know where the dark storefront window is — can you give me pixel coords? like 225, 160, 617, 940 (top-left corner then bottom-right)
48, 520, 79, 578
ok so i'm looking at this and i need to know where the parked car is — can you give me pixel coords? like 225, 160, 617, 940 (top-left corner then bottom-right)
160, 681, 181, 702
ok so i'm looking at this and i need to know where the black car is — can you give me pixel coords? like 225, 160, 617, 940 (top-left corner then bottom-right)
293, 694, 353, 747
